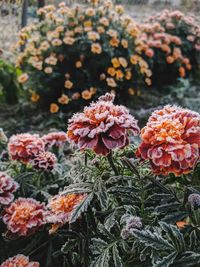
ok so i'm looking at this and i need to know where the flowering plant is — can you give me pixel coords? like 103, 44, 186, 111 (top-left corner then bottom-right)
146, 10, 200, 74
16, 0, 151, 113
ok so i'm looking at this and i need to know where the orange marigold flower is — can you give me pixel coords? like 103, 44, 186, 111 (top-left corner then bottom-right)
8, 133, 44, 164
91, 43, 102, 54
2, 198, 46, 236
82, 90, 93, 100
67, 93, 140, 156
31, 92, 40, 103
136, 105, 200, 176
166, 56, 174, 64
58, 94, 69, 104
50, 103, 59, 113
0, 254, 39, 267
46, 193, 86, 233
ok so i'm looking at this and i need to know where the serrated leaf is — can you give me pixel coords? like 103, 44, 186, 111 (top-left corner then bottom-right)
105, 212, 116, 232
154, 251, 177, 267
132, 229, 174, 251
108, 186, 138, 194
69, 193, 93, 223
90, 248, 110, 267
174, 252, 200, 266
112, 244, 122, 267
159, 222, 185, 252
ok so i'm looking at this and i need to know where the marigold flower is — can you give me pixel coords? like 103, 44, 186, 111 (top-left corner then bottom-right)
18, 73, 29, 84
44, 67, 53, 74
110, 37, 120, 47
42, 131, 67, 149
8, 133, 44, 164
111, 58, 120, 68
0, 172, 19, 207
50, 103, 59, 113
31, 92, 40, 103
32, 151, 57, 171
82, 90, 93, 100
46, 193, 86, 233
67, 93, 140, 156
107, 67, 116, 76
176, 221, 187, 229
118, 57, 128, 68
0, 254, 39, 267
91, 43, 102, 54
2, 198, 46, 236
179, 66, 186, 78
136, 105, 200, 176
64, 80, 73, 89
58, 94, 69, 104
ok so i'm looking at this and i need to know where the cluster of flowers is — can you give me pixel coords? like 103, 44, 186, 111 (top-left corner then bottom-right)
0, 93, 200, 265
144, 9, 200, 81
8, 131, 67, 171
16, 0, 151, 112
67, 93, 200, 176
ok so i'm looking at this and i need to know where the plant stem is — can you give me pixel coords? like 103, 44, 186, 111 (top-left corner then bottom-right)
107, 153, 119, 176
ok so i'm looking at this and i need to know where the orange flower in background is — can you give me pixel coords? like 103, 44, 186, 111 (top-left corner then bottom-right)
67, 93, 140, 156
0, 254, 39, 267
8, 133, 44, 163
58, 94, 69, 104
82, 90, 93, 100
111, 58, 120, 68
179, 66, 186, 78
2, 198, 46, 236
91, 43, 102, 54
50, 103, 59, 113
166, 56, 174, 64
107, 67, 116, 76
176, 221, 187, 229
31, 92, 40, 103
18, 73, 29, 84
64, 80, 73, 89
136, 105, 200, 176
46, 193, 86, 233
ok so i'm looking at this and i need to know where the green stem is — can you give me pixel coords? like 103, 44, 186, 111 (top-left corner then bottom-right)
107, 153, 119, 176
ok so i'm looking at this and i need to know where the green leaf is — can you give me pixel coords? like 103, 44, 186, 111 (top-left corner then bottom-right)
69, 193, 93, 223
132, 229, 174, 251
112, 244, 123, 267
174, 252, 200, 266
90, 248, 110, 267
159, 222, 186, 252
154, 252, 177, 267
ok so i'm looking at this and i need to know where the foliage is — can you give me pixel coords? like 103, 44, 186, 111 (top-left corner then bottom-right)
0, 58, 21, 104
16, 0, 152, 113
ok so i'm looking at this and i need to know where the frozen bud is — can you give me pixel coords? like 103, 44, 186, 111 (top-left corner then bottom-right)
188, 193, 200, 208
127, 216, 142, 230
121, 228, 130, 240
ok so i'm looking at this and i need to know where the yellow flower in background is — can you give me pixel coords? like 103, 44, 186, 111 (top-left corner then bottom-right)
107, 67, 116, 76
64, 80, 73, 89
121, 39, 128, 48
58, 94, 70, 104
128, 88, 135, 95
115, 5, 124, 14
111, 58, 120, 68
119, 57, 128, 68
52, 39, 62, 46
106, 78, 117, 87
107, 29, 118, 38
97, 26, 105, 34
145, 78, 152, 86
99, 17, 109, 26
50, 103, 59, 113
44, 67, 53, 74
85, 7, 96, 16
31, 92, 40, 102
18, 73, 29, 84
45, 56, 57, 65
75, 61, 82, 68
82, 90, 93, 100
40, 41, 50, 51
130, 55, 138, 65
115, 69, 124, 80
87, 31, 100, 41
91, 43, 102, 54
56, 26, 64, 32
125, 70, 132, 80
90, 87, 97, 95
63, 37, 75, 45
84, 20, 93, 28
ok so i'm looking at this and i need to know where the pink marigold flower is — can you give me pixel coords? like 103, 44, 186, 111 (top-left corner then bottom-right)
41, 131, 67, 149
0, 254, 39, 267
46, 193, 86, 234
0, 172, 19, 207
67, 93, 140, 156
8, 133, 44, 164
136, 105, 200, 176
32, 151, 57, 171
2, 198, 46, 236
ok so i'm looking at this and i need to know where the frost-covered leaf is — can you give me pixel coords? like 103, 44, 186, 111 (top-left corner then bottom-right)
154, 251, 177, 267
112, 244, 123, 267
